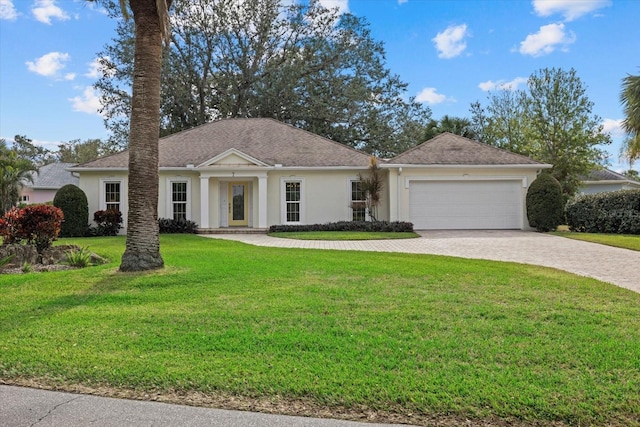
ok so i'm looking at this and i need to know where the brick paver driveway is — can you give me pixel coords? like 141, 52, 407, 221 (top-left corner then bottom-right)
203, 230, 639, 293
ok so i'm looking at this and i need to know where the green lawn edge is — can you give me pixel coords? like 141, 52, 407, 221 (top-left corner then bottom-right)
551, 231, 640, 251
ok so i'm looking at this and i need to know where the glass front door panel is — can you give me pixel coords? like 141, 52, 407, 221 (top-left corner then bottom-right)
232, 184, 245, 221
229, 182, 248, 226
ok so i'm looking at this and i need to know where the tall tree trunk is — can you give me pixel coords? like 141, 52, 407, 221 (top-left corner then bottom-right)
120, 0, 164, 271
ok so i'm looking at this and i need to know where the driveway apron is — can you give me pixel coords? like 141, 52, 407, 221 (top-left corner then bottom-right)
203, 230, 639, 293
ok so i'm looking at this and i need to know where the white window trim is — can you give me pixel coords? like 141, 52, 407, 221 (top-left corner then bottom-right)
347, 177, 367, 221
280, 177, 305, 224
99, 178, 125, 212
166, 177, 192, 221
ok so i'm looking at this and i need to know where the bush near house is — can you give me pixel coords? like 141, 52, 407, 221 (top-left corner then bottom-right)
53, 184, 89, 238
566, 189, 640, 234
526, 172, 565, 232
90, 209, 123, 236
158, 218, 198, 234
269, 221, 414, 233
0, 205, 64, 251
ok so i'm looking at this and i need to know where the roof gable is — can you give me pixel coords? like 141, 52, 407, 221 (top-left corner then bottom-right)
198, 148, 270, 168
388, 132, 543, 166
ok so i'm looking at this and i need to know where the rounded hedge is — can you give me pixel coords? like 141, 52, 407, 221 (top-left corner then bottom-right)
53, 184, 89, 237
526, 173, 564, 232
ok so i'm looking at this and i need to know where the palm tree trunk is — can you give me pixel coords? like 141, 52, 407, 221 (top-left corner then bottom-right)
120, 0, 165, 271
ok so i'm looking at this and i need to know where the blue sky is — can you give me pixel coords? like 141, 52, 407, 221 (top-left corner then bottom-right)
0, 0, 638, 172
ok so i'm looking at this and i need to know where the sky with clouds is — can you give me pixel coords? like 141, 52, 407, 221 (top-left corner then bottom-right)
0, 0, 638, 171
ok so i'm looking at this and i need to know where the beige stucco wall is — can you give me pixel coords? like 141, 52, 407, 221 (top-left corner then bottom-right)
79, 167, 396, 231
77, 171, 129, 234
265, 169, 389, 226
387, 166, 542, 230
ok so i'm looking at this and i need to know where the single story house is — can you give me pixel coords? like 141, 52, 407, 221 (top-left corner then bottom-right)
578, 168, 640, 195
70, 118, 550, 231
20, 162, 79, 204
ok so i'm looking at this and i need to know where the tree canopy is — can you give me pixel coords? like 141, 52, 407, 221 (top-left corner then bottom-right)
620, 72, 640, 166
95, 0, 431, 157
422, 115, 476, 141
472, 67, 611, 197
0, 139, 38, 215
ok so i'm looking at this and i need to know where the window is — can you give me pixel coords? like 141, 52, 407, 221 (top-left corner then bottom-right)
167, 178, 191, 221
172, 181, 187, 221
20, 195, 30, 202
281, 178, 304, 224
285, 181, 300, 222
350, 180, 366, 221
104, 181, 121, 211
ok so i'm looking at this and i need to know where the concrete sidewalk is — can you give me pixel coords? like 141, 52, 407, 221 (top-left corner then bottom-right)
203, 230, 639, 293
0, 385, 411, 427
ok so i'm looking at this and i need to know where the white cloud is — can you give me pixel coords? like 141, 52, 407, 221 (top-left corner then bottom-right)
478, 77, 528, 91
519, 23, 576, 56
416, 87, 452, 105
532, 0, 611, 21
32, 0, 69, 25
398, 0, 408, 4
432, 24, 469, 59
0, 0, 17, 20
85, 57, 108, 78
26, 51, 70, 77
318, 0, 349, 14
69, 86, 103, 115
602, 118, 625, 137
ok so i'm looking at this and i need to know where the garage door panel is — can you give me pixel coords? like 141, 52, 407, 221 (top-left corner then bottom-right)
409, 180, 522, 230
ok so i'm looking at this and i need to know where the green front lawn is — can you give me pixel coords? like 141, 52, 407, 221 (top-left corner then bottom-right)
1, 235, 639, 426
552, 231, 640, 251
268, 231, 420, 240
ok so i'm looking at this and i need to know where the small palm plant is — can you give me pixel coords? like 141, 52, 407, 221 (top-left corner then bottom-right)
358, 157, 384, 222
65, 247, 93, 268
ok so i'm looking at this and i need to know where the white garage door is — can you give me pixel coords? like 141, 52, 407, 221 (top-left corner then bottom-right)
409, 180, 522, 230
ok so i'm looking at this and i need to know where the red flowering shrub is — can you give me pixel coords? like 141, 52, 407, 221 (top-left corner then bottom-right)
0, 205, 64, 251
0, 207, 22, 245
93, 209, 123, 236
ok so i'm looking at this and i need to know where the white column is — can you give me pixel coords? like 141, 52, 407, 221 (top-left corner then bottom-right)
258, 175, 268, 228
200, 176, 210, 229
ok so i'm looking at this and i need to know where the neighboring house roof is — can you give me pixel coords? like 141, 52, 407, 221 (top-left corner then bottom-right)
76, 118, 374, 169
388, 132, 544, 166
23, 162, 79, 189
581, 168, 640, 187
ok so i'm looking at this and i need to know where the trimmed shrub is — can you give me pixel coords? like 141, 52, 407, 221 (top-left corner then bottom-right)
158, 218, 199, 234
526, 173, 564, 232
0, 205, 64, 251
269, 221, 414, 233
54, 184, 89, 237
92, 209, 123, 236
566, 189, 640, 234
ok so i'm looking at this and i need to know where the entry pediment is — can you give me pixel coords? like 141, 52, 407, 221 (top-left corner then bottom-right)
197, 148, 270, 168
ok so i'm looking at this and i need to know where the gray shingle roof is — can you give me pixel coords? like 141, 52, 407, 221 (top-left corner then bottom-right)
78, 118, 374, 168
388, 132, 544, 166
24, 162, 79, 189
583, 168, 639, 183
